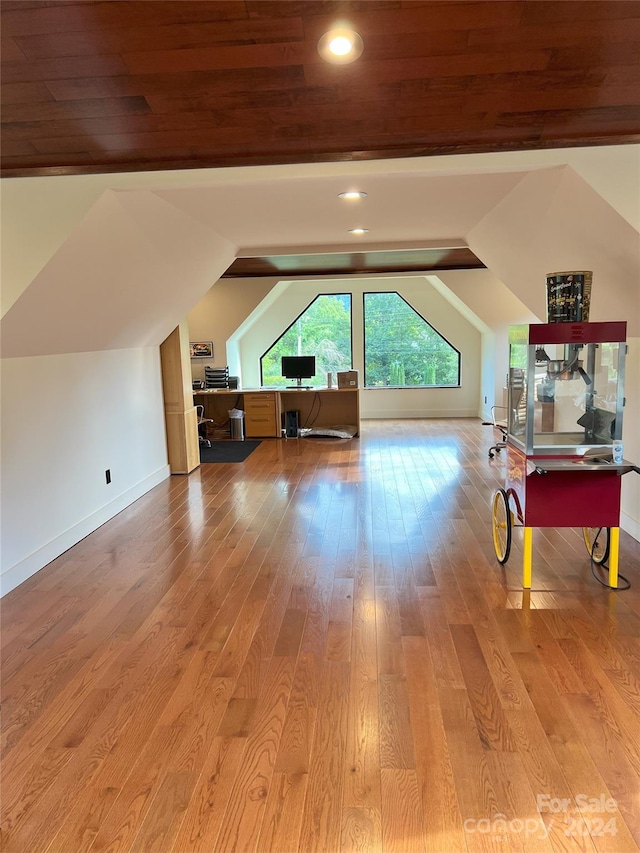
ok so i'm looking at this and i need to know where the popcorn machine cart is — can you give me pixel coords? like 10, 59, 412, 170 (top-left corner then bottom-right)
491, 321, 637, 589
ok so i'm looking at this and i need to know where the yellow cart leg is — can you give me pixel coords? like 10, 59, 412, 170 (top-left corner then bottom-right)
608, 527, 620, 589
523, 527, 533, 589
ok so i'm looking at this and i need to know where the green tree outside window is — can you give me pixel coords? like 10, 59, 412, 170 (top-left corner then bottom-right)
364, 292, 460, 387
261, 294, 352, 387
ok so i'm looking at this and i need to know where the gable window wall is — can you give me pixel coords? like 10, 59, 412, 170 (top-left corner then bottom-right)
219, 274, 481, 419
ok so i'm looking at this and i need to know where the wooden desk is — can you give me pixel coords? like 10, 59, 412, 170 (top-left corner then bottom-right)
280, 388, 360, 436
193, 387, 360, 438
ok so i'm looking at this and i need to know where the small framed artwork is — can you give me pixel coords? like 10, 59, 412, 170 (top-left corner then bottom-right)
190, 341, 214, 359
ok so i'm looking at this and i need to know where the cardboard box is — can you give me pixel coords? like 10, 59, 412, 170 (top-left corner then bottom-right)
337, 369, 359, 389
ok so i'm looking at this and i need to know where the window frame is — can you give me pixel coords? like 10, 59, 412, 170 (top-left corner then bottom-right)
259, 292, 353, 387
362, 291, 461, 389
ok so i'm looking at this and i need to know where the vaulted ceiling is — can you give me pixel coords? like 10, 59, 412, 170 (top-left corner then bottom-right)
2, 0, 640, 179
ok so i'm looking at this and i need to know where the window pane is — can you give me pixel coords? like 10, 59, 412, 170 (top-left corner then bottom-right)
363, 292, 460, 387
261, 294, 352, 387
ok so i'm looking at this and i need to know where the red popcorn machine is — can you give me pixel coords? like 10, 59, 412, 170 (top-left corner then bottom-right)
491, 321, 637, 589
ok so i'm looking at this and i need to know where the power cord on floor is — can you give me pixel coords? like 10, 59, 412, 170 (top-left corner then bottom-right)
590, 561, 631, 590
588, 529, 631, 589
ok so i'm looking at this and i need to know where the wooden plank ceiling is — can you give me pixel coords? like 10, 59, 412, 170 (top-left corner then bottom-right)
224, 247, 485, 277
2, 0, 640, 179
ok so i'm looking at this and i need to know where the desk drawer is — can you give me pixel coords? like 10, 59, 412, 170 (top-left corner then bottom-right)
244, 393, 277, 415
245, 413, 278, 438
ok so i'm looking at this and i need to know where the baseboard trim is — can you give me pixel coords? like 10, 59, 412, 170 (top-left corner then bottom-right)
0, 465, 170, 597
621, 510, 640, 544
362, 409, 479, 419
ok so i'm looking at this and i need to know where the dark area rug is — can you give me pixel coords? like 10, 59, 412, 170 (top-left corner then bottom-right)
199, 440, 261, 463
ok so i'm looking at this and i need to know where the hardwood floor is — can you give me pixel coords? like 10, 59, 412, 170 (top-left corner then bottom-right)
2, 419, 640, 853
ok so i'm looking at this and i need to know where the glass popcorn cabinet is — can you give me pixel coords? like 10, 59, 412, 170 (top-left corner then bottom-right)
492, 321, 636, 589
507, 321, 626, 457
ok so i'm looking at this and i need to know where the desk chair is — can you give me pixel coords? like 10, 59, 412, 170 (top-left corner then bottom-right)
486, 406, 508, 458
485, 369, 526, 459
196, 405, 213, 447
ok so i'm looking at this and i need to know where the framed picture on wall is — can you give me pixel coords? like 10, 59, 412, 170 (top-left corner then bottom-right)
190, 341, 214, 359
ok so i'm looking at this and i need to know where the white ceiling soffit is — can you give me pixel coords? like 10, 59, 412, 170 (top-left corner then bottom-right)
152, 171, 528, 248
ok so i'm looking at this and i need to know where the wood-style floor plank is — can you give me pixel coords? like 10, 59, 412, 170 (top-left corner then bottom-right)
297, 659, 350, 853
402, 636, 466, 853
1, 420, 639, 853
342, 597, 380, 812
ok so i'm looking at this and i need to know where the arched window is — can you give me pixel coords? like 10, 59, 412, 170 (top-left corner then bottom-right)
260, 294, 352, 387
363, 292, 460, 387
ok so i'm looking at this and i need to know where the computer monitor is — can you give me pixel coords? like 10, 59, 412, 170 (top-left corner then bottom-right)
281, 355, 316, 388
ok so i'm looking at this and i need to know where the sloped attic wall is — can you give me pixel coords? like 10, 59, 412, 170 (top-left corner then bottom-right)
467, 165, 639, 333
1, 189, 237, 358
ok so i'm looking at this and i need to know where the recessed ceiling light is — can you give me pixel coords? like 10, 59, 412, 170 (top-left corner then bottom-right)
329, 36, 352, 56
338, 191, 367, 200
348, 228, 369, 235
318, 27, 364, 64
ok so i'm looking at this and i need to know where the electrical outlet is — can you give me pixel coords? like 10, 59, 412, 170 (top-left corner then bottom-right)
105, 469, 111, 484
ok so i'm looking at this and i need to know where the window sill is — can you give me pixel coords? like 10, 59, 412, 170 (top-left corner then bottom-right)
364, 384, 461, 390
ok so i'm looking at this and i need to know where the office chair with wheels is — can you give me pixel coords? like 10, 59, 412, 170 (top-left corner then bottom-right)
486, 406, 509, 458
196, 405, 212, 447
486, 369, 526, 459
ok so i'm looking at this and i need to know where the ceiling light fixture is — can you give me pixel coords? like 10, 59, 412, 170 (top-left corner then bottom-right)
318, 27, 364, 64
348, 228, 369, 235
338, 191, 367, 200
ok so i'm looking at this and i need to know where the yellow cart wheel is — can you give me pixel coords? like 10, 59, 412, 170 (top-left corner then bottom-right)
583, 526, 610, 565
492, 488, 512, 564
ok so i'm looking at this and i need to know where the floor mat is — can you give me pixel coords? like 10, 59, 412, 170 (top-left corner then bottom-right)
199, 440, 261, 463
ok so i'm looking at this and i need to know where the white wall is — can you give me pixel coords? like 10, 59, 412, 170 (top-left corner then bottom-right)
0, 348, 169, 595
187, 276, 276, 385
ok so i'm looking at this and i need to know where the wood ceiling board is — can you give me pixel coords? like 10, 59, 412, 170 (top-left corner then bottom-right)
223, 248, 485, 278
2, 0, 639, 177
9, 16, 305, 59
